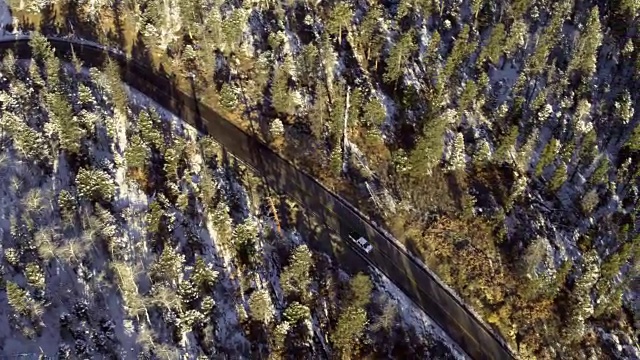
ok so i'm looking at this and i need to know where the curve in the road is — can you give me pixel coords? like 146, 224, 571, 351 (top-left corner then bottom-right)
0, 36, 517, 360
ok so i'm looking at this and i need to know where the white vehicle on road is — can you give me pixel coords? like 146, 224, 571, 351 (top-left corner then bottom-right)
348, 232, 373, 253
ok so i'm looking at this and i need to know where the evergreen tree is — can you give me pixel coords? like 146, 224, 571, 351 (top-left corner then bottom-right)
220, 83, 239, 111
589, 156, 610, 186
568, 6, 603, 80
348, 273, 372, 309
249, 289, 275, 325
614, 90, 634, 124
125, 134, 151, 171
478, 23, 506, 66
2, 50, 16, 79
562, 251, 599, 344
46, 92, 84, 155
147, 197, 166, 236
296, 43, 320, 87
627, 124, 640, 152
220, 8, 247, 54
362, 96, 386, 128
447, 132, 466, 172
443, 25, 475, 82
356, 5, 383, 63
330, 306, 368, 358
283, 301, 311, 323
581, 188, 600, 214
3, 112, 50, 163
210, 201, 233, 248
549, 162, 568, 192
535, 139, 559, 177
6, 281, 41, 317
151, 245, 186, 287
384, 30, 417, 85
504, 19, 528, 57
29, 32, 53, 64
25, 262, 45, 290
494, 125, 519, 165
57, 189, 77, 225
280, 244, 313, 301
138, 109, 165, 151
103, 58, 128, 114
271, 66, 295, 116
75, 167, 116, 202
191, 256, 219, 293
327, 3, 353, 40
474, 138, 492, 165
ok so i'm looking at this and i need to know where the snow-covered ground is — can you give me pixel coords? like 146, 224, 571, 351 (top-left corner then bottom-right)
125, 76, 470, 359
0, 54, 467, 358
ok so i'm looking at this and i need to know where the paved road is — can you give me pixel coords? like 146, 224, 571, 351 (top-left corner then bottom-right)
1, 37, 517, 360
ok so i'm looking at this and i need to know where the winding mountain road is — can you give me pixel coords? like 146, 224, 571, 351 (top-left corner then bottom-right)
1, 37, 517, 360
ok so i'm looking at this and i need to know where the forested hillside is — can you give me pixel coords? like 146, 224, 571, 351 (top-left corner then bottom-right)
1, 0, 639, 358
0, 38, 465, 358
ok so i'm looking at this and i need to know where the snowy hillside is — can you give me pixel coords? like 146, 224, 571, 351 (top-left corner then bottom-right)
0, 41, 466, 359
1, 0, 639, 358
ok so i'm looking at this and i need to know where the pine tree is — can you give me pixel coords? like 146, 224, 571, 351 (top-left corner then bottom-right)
163, 144, 181, 181
562, 250, 599, 343
627, 124, 640, 152
138, 109, 165, 151
6, 281, 41, 317
191, 256, 219, 292
125, 134, 151, 171
280, 244, 313, 301
151, 245, 186, 287
44, 52, 62, 91
103, 58, 128, 114
330, 306, 368, 358
220, 8, 247, 54
296, 43, 320, 86
25, 262, 45, 290
270, 118, 285, 138
348, 273, 372, 309
219, 82, 239, 111
614, 90, 634, 124
447, 132, 466, 172
384, 30, 417, 84
581, 188, 600, 214
46, 92, 84, 155
249, 289, 275, 325
271, 66, 294, 116
57, 189, 77, 225
589, 156, 610, 186
362, 96, 386, 128
210, 201, 233, 248
494, 125, 519, 165
75, 167, 116, 202
283, 301, 311, 323
327, 3, 353, 40
478, 23, 506, 66
568, 6, 603, 80
504, 19, 528, 57
2, 50, 16, 79
535, 139, 559, 177
474, 138, 492, 165
3, 112, 50, 163
443, 25, 475, 82
515, 129, 538, 173
29, 32, 53, 64
549, 162, 568, 192
356, 5, 383, 63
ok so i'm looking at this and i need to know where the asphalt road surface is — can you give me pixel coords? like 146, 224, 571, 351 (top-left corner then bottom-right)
1, 37, 517, 360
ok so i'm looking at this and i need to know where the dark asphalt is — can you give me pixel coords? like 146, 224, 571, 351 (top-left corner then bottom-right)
0, 37, 517, 360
